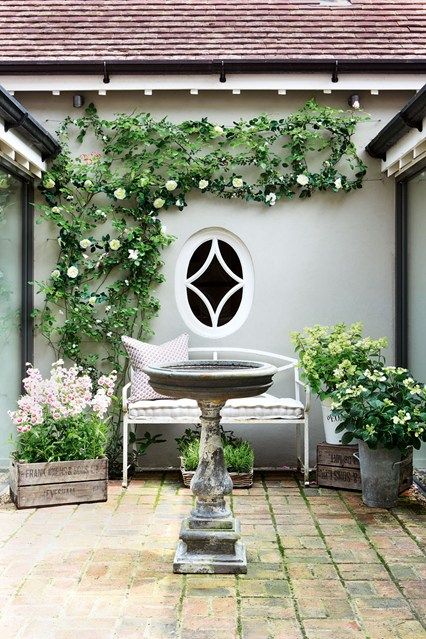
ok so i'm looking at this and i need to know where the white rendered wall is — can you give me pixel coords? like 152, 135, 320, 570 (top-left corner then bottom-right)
17, 89, 410, 469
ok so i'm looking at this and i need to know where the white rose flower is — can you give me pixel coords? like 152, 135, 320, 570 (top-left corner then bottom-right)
109, 239, 121, 251
334, 177, 342, 190
265, 193, 277, 206
51, 269, 60, 279
88, 296, 97, 305
43, 178, 55, 189
165, 180, 178, 191
296, 174, 309, 186
153, 197, 165, 209
114, 187, 126, 200
128, 249, 139, 260
232, 177, 243, 188
51, 206, 62, 213
198, 179, 209, 190
80, 239, 91, 249
84, 179, 94, 189
67, 266, 78, 279
213, 125, 224, 135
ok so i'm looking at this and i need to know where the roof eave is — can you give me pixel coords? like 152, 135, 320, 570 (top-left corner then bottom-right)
366, 84, 426, 160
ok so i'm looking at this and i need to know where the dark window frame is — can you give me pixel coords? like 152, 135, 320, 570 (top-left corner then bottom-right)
0, 157, 34, 383
395, 160, 426, 368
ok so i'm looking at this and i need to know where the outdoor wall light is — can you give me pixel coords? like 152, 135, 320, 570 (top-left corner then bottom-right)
73, 94, 85, 108
348, 94, 361, 109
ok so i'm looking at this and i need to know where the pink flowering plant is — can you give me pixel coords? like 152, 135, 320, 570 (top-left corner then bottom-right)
9, 360, 117, 463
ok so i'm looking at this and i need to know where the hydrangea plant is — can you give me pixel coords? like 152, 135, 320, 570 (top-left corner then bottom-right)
291, 323, 387, 400
9, 361, 117, 463
330, 365, 426, 451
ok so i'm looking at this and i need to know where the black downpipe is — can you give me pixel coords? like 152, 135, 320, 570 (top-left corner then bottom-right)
395, 180, 408, 368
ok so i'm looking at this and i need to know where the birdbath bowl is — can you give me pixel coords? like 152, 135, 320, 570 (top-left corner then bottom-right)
144, 359, 277, 574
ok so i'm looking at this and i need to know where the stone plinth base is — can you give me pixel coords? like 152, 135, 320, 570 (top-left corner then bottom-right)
173, 516, 247, 574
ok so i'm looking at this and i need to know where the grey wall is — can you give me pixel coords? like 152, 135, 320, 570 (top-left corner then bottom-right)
17, 89, 411, 469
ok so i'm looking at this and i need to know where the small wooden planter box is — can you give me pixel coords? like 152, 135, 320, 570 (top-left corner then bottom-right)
180, 462, 253, 489
316, 443, 413, 493
9, 458, 108, 509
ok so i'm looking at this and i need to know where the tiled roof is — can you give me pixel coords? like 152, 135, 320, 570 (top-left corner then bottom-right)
0, 0, 425, 62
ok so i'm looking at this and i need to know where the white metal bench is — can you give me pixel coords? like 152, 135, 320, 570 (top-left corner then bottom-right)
122, 347, 311, 488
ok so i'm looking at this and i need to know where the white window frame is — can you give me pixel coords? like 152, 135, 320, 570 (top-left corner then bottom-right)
175, 227, 254, 339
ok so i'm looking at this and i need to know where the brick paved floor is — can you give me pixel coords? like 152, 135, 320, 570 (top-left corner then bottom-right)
0, 473, 425, 639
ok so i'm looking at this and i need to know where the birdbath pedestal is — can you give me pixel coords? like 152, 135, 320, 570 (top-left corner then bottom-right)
144, 360, 277, 574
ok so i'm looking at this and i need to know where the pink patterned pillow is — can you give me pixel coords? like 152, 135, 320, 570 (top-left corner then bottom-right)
122, 334, 189, 401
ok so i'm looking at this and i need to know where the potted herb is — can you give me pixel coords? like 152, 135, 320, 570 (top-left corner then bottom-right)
176, 427, 254, 488
291, 323, 387, 444
8, 360, 116, 509
331, 365, 426, 508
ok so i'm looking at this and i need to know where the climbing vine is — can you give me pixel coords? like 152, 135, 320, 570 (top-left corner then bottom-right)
36, 98, 367, 384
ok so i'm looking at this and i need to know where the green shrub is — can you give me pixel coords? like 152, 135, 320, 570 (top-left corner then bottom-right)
180, 436, 254, 473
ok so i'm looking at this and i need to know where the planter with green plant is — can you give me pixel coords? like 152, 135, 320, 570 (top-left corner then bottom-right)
291, 323, 387, 444
330, 365, 426, 507
176, 427, 254, 488
8, 361, 116, 508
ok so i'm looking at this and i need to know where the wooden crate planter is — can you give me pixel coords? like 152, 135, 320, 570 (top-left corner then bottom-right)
9, 458, 108, 509
180, 461, 253, 489
316, 443, 413, 493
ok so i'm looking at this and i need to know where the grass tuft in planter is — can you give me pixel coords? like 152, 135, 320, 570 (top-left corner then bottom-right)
8, 361, 117, 509
177, 427, 254, 488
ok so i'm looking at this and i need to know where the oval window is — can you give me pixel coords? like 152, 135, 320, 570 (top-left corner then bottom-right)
175, 229, 254, 338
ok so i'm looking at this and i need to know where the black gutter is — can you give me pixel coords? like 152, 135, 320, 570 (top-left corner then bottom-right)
366, 84, 426, 160
0, 58, 425, 76
0, 84, 60, 161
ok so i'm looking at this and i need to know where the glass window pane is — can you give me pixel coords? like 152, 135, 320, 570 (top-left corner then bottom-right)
0, 168, 22, 465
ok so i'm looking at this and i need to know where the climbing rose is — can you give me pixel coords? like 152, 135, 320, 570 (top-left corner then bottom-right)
213, 125, 224, 135
43, 178, 55, 189
128, 249, 139, 260
84, 179, 94, 189
80, 239, 91, 249
114, 187, 126, 200
265, 192, 276, 206
232, 177, 243, 188
165, 180, 178, 191
198, 179, 209, 190
109, 239, 121, 251
296, 174, 309, 186
154, 197, 165, 209
67, 266, 78, 279
334, 177, 342, 190
51, 269, 60, 279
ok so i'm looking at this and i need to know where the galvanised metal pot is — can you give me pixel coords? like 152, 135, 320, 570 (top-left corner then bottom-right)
356, 441, 402, 508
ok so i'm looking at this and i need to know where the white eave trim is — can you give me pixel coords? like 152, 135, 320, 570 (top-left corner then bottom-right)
0, 118, 46, 177
382, 118, 426, 178
0, 73, 424, 93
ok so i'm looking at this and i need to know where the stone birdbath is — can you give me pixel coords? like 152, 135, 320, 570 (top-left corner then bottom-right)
144, 359, 277, 574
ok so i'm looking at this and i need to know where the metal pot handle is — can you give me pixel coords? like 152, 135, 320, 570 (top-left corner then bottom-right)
392, 460, 404, 468
353, 453, 360, 461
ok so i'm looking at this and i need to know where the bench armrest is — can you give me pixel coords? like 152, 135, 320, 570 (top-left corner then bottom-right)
296, 379, 311, 414
122, 382, 131, 413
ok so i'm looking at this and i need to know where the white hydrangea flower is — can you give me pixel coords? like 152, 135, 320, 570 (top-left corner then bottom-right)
165, 180, 178, 191
109, 239, 121, 251
67, 266, 78, 279
296, 174, 309, 186
114, 187, 126, 200
232, 177, 243, 188
154, 197, 165, 209
198, 179, 209, 190
80, 239, 91, 249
